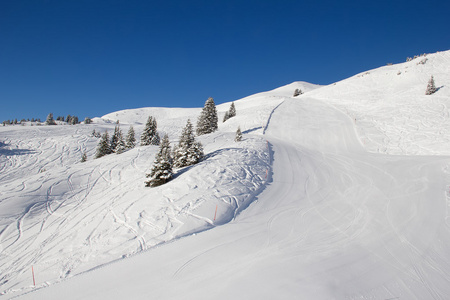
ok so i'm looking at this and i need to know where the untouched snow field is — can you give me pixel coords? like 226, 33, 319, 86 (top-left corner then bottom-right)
2, 51, 450, 299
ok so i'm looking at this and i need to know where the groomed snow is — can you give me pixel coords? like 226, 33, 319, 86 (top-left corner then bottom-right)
2, 51, 450, 299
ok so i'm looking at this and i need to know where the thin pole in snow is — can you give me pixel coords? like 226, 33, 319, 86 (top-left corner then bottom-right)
213, 205, 218, 221
32, 266, 36, 286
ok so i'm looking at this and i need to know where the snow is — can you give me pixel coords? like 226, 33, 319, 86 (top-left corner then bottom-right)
2, 51, 450, 299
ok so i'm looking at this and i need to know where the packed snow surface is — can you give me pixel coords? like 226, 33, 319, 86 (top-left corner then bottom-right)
2, 51, 450, 299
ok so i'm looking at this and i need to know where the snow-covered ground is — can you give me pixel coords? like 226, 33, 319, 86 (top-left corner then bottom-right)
2, 51, 450, 299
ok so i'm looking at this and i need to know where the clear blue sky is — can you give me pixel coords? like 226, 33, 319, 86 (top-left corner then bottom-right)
1, 0, 449, 122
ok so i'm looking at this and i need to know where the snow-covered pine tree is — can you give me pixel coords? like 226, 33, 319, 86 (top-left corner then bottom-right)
425, 75, 437, 95
95, 131, 112, 159
113, 126, 126, 154
125, 125, 136, 149
84, 117, 92, 124
145, 134, 173, 187
81, 152, 87, 162
70, 116, 79, 125
228, 102, 236, 118
141, 116, 160, 146
223, 111, 230, 123
173, 119, 203, 168
293, 88, 303, 97
45, 113, 56, 125
186, 141, 204, 166
110, 125, 122, 152
223, 102, 236, 122
235, 126, 242, 142
196, 97, 218, 135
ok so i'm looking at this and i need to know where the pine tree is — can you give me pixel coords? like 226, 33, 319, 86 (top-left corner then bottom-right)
112, 126, 126, 154
196, 97, 218, 135
223, 111, 230, 123
223, 102, 236, 123
293, 88, 303, 97
91, 129, 101, 138
125, 125, 136, 149
70, 116, 79, 125
45, 113, 56, 125
95, 131, 112, 158
186, 141, 204, 166
228, 102, 236, 118
115, 136, 126, 154
141, 116, 160, 146
81, 152, 87, 162
173, 119, 203, 168
110, 125, 122, 152
425, 75, 437, 95
235, 126, 242, 142
84, 117, 92, 124
145, 134, 173, 187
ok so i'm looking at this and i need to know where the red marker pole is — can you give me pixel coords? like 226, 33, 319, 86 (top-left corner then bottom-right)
213, 205, 218, 221
32, 266, 36, 286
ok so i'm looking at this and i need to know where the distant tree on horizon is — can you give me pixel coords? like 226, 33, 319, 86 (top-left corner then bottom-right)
235, 126, 242, 142
293, 88, 303, 97
45, 113, 56, 125
69, 116, 79, 125
197, 97, 218, 135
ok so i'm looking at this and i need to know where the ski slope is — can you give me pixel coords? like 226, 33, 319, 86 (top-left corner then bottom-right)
3, 51, 450, 299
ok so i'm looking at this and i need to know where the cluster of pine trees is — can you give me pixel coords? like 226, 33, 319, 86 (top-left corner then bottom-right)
146, 97, 219, 187
2, 118, 42, 126
93, 115, 161, 162
93, 124, 136, 159
2, 113, 88, 126
87, 98, 242, 187
223, 102, 236, 123
146, 98, 242, 187
145, 119, 204, 187
55, 115, 80, 124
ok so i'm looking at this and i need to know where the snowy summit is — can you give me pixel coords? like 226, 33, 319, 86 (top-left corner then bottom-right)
1, 50, 450, 299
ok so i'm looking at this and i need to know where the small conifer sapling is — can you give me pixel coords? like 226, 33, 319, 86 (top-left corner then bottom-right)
235, 126, 242, 142
425, 75, 437, 95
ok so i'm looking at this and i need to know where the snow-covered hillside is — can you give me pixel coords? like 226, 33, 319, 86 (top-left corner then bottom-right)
0, 82, 318, 297
3, 50, 450, 299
